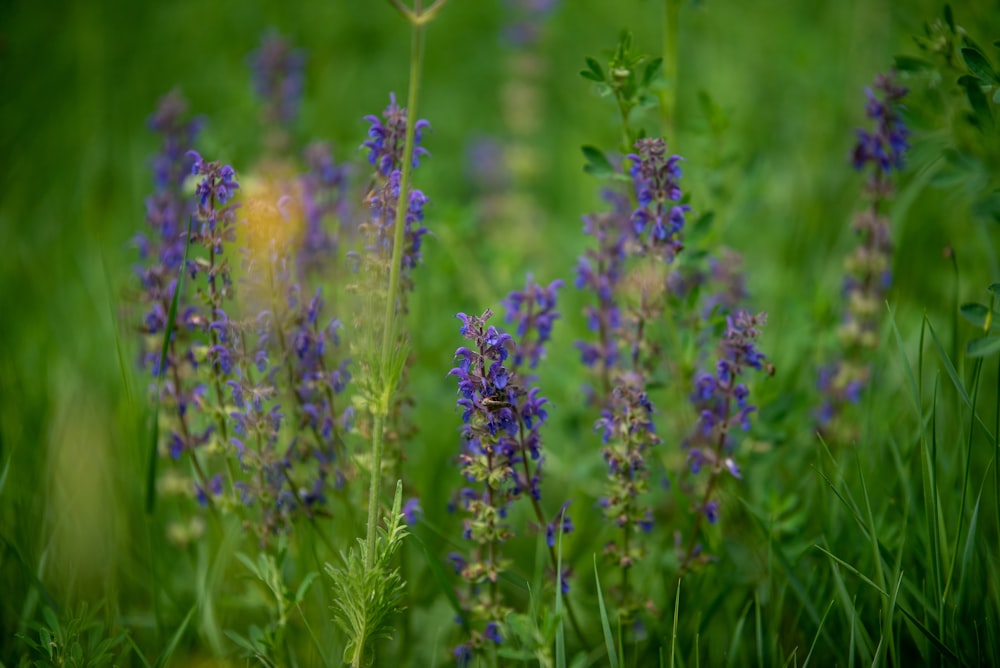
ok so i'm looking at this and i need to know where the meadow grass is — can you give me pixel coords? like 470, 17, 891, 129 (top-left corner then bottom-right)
2, 0, 1000, 665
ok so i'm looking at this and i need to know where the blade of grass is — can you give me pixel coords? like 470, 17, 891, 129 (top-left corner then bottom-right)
555, 505, 566, 668
927, 317, 994, 440
886, 302, 922, 417
670, 577, 681, 668
153, 604, 196, 668
944, 358, 983, 603
101, 252, 133, 405
724, 599, 752, 668
754, 591, 764, 668
957, 460, 991, 607
816, 545, 959, 661
801, 600, 834, 668
594, 555, 619, 668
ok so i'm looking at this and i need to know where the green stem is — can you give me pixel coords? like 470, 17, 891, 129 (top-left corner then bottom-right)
662, 0, 680, 142
366, 0, 427, 569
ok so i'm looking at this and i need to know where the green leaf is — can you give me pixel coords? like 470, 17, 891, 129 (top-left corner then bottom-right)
894, 55, 933, 72
642, 57, 663, 86
959, 75, 993, 129
581, 145, 614, 176
944, 4, 955, 32
582, 56, 605, 83
294, 572, 319, 605
959, 302, 990, 328
223, 629, 258, 654
967, 335, 1000, 358
988, 283, 1000, 296
962, 47, 1000, 84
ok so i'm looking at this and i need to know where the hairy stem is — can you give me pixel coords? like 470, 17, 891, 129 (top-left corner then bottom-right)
366, 0, 427, 570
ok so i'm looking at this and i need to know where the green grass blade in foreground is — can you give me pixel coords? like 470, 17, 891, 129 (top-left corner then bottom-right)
724, 599, 752, 668
145, 214, 193, 513
409, 527, 466, 629
957, 462, 990, 608
886, 303, 922, 417
926, 317, 994, 440
754, 592, 763, 668
555, 506, 566, 668
801, 600, 834, 668
816, 545, 959, 662
670, 578, 680, 668
593, 555, 619, 668
153, 604, 196, 668
102, 252, 133, 405
943, 357, 983, 603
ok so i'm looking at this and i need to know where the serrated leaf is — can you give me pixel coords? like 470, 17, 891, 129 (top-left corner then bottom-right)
967, 335, 1000, 358
959, 303, 990, 328
962, 47, 1000, 84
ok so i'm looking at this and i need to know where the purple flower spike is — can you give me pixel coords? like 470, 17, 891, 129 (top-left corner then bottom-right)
362, 93, 431, 177
249, 31, 306, 128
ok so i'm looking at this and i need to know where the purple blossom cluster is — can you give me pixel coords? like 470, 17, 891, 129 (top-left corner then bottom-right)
680, 310, 768, 565
250, 31, 306, 129
851, 72, 909, 177
297, 142, 349, 280
448, 309, 519, 645
356, 95, 431, 305
502, 0, 560, 47
819, 72, 908, 433
363, 93, 430, 178
627, 137, 691, 263
502, 275, 563, 370
574, 189, 632, 387
137, 79, 361, 545
136, 92, 217, 479
136, 90, 199, 366
448, 289, 569, 660
576, 137, 690, 593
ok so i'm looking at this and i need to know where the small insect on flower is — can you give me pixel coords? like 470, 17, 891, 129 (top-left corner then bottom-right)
481, 391, 513, 411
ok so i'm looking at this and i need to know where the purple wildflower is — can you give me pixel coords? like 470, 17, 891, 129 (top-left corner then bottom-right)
297, 141, 349, 280
680, 311, 768, 563
819, 72, 907, 435
851, 73, 909, 176
362, 93, 430, 178
627, 137, 690, 263
250, 31, 306, 129
402, 497, 423, 525
503, 275, 563, 370
574, 189, 632, 386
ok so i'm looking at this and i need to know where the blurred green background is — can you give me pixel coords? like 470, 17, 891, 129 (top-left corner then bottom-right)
3, 0, 1000, 663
